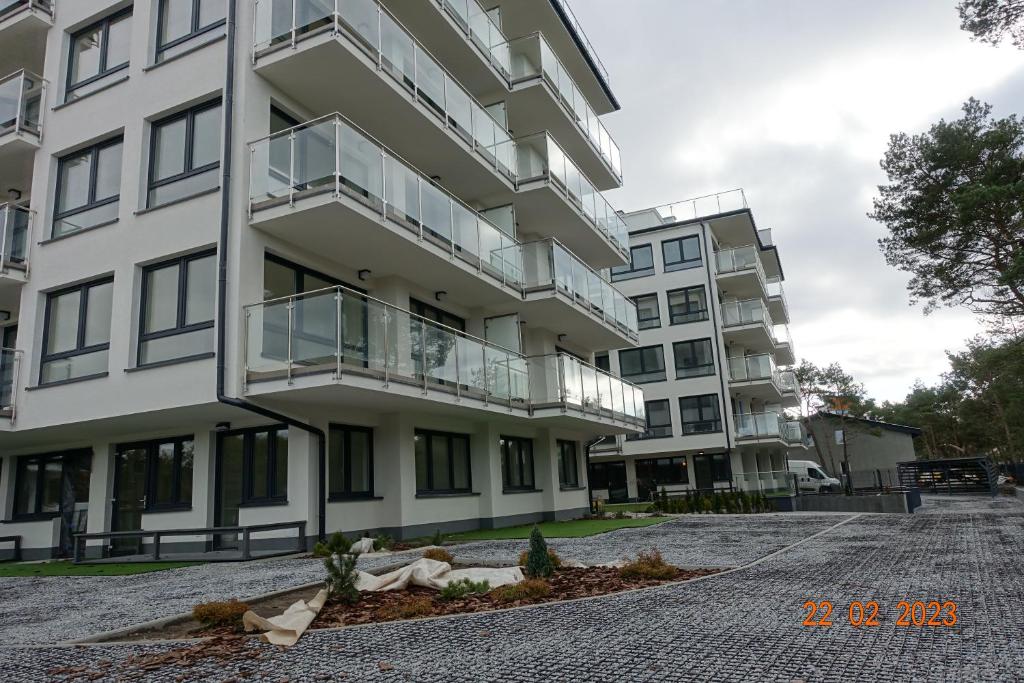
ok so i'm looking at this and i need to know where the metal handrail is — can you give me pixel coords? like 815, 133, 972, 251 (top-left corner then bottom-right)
550, 0, 610, 84
637, 189, 749, 227
526, 352, 646, 424
716, 244, 767, 287
434, 0, 510, 79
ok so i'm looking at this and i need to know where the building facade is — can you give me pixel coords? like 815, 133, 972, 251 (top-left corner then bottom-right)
0, 0, 647, 559
589, 194, 805, 503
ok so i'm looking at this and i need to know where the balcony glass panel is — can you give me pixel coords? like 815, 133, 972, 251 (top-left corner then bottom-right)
0, 348, 21, 412
734, 412, 784, 439
0, 70, 44, 138
721, 299, 770, 328
1, 204, 30, 268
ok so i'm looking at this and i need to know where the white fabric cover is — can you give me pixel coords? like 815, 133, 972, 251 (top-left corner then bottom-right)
355, 558, 524, 592
350, 537, 376, 554
242, 588, 328, 647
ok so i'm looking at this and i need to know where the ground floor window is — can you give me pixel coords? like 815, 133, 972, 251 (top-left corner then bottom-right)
329, 424, 373, 499
694, 452, 732, 486
500, 435, 535, 491
415, 429, 471, 494
13, 453, 64, 517
636, 456, 689, 486
115, 436, 194, 511
218, 426, 289, 507
557, 440, 579, 488
589, 460, 628, 502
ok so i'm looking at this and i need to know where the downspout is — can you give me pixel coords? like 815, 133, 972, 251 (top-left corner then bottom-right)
701, 222, 733, 484
215, 0, 326, 544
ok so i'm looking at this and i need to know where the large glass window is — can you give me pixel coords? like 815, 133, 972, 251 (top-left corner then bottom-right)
500, 436, 535, 491
618, 345, 666, 384
610, 244, 654, 282
41, 278, 114, 384
627, 399, 673, 440
329, 424, 373, 499
679, 394, 723, 434
54, 138, 123, 238
115, 437, 194, 510
13, 453, 63, 517
674, 338, 715, 378
636, 456, 689, 485
218, 426, 288, 505
694, 452, 732, 483
415, 429, 472, 494
148, 100, 221, 207
66, 9, 132, 102
139, 250, 216, 366
667, 286, 709, 325
634, 293, 660, 330
157, 0, 227, 62
662, 235, 702, 272
557, 440, 579, 488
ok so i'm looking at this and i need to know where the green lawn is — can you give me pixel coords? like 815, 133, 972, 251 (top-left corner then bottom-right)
0, 561, 202, 577
447, 516, 667, 541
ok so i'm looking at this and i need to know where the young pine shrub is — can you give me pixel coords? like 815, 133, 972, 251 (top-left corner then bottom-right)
192, 599, 249, 631
319, 532, 361, 605
490, 578, 551, 604
439, 578, 491, 601
518, 547, 562, 569
524, 525, 555, 578
373, 533, 394, 552
701, 497, 714, 514
423, 547, 455, 564
618, 550, 678, 581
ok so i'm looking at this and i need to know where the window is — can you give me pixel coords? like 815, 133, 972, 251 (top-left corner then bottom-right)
627, 399, 672, 440
500, 436, 535, 491
410, 298, 466, 332
263, 253, 352, 299
157, 0, 227, 62
115, 437, 194, 510
40, 278, 114, 384
148, 100, 222, 207
557, 440, 579, 488
138, 251, 215, 366
610, 244, 654, 282
679, 394, 723, 434
618, 345, 666, 384
219, 426, 289, 505
673, 339, 715, 378
594, 352, 610, 372
667, 286, 709, 325
695, 452, 732, 483
66, 9, 132, 102
634, 294, 660, 330
54, 137, 124, 238
415, 429, 472, 494
329, 424, 373, 499
662, 235, 702, 272
13, 453, 63, 517
636, 456, 689, 485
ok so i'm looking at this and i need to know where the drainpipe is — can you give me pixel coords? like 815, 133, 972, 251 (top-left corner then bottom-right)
215, 0, 327, 545
583, 435, 605, 512
701, 222, 733, 486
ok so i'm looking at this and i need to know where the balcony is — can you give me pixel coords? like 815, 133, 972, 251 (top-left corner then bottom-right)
248, 114, 525, 310
251, 0, 517, 201
0, 203, 30, 286
766, 276, 790, 324
0, 346, 22, 421
0, 69, 44, 194
0, 2, 52, 76
720, 299, 775, 350
715, 245, 767, 300
729, 354, 801, 408
243, 287, 644, 431
515, 132, 629, 266
774, 324, 795, 365
505, 32, 621, 188
649, 189, 748, 225
734, 412, 803, 446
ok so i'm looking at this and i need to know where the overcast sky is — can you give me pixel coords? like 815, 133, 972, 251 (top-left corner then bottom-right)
570, 0, 1024, 402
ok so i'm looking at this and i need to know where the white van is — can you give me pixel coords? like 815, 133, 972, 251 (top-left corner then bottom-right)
788, 460, 842, 493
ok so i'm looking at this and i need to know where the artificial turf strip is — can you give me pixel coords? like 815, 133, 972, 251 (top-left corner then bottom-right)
447, 516, 668, 541
0, 561, 203, 577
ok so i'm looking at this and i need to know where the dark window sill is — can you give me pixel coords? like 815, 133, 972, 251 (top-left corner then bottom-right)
28, 372, 109, 390
40, 218, 119, 245
145, 33, 226, 72
126, 352, 215, 373
144, 505, 192, 514
238, 498, 289, 508
136, 186, 221, 216
54, 75, 130, 111
682, 429, 724, 436
328, 495, 383, 503
502, 488, 542, 495
621, 377, 668, 385
415, 491, 480, 499
676, 372, 716, 380
559, 486, 586, 492
7, 512, 60, 523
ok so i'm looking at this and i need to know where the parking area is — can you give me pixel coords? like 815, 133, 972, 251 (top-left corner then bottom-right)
3, 495, 1023, 681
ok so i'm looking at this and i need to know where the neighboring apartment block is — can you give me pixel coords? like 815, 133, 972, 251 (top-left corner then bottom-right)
590, 192, 806, 503
0, 0, 648, 559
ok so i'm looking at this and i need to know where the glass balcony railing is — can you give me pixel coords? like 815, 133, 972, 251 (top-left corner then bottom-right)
436, 0, 511, 80
648, 189, 748, 225
0, 0, 52, 21
778, 369, 800, 395
549, 0, 610, 85
511, 239, 638, 340
735, 412, 803, 443
505, 32, 622, 181
527, 353, 645, 426
0, 69, 44, 139
721, 298, 771, 329
774, 324, 794, 349
516, 132, 629, 255
782, 419, 804, 444
0, 203, 30, 272
252, 0, 517, 181
728, 353, 780, 385
733, 470, 797, 496
0, 347, 22, 417
716, 245, 766, 286
766, 276, 784, 299
249, 113, 523, 289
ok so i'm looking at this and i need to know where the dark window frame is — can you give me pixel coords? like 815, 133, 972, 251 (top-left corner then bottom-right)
667, 285, 710, 325
662, 235, 702, 272
53, 136, 124, 237
594, 352, 610, 372
328, 423, 375, 500
633, 293, 660, 330
636, 455, 689, 486
678, 394, 724, 435
557, 439, 579, 488
147, 99, 222, 207
673, 338, 715, 379
617, 344, 667, 384
138, 249, 216, 367
415, 429, 473, 494
610, 244, 655, 282
695, 452, 732, 483
39, 277, 114, 385
12, 452, 64, 519
115, 435, 195, 511
500, 435, 535, 492
156, 0, 227, 59
217, 424, 289, 506
627, 398, 673, 441
65, 7, 132, 100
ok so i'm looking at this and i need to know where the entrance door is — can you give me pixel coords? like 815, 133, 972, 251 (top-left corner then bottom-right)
112, 447, 148, 556
57, 450, 92, 558
606, 461, 628, 502
694, 454, 714, 491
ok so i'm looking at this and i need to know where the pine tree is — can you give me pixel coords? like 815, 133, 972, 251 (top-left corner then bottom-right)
525, 525, 554, 578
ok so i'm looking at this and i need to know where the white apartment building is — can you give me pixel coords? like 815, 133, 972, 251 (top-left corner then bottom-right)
0, 0, 647, 560
589, 192, 806, 503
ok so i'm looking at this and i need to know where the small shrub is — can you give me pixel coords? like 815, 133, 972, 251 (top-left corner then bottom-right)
317, 532, 361, 604
701, 497, 713, 514
592, 498, 605, 515
373, 533, 394, 551
524, 526, 554, 578
439, 578, 491, 600
376, 596, 434, 621
619, 550, 678, 581
517, 547, 562, 569
678, 497, 691, 514
192, 599, 249, 631
429, 529, 445, 546
313, 531, 351, 558
423, 547, 455, 564
490, 579, 551, 604
645, 504, 657, 513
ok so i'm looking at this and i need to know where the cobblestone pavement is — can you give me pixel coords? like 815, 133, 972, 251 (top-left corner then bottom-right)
4, 497, 1023, 681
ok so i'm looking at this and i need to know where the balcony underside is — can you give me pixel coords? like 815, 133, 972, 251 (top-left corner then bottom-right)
254, 33, 515, 206
0, 271, 26, 311
0, 132, 38, 197
729, 378, 783, 404
493, 288, 636, 350
245, 367, 640, 434
0, 8, 49, 76
780, 390, 800, 409
722, 323, 774, 352
707, 213, 782, 280
775, 341, 795, 366
768, 295, 789, 324
514, 182, 625, 268
734, 436, 791, 450
715, 270, 765, 301
506, 82, 619, 190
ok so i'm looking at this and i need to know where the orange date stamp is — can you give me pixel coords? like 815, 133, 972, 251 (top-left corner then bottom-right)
802, 600, 958, 628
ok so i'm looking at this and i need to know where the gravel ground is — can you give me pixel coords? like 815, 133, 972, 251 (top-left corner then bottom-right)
4, 496, 1023, 681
